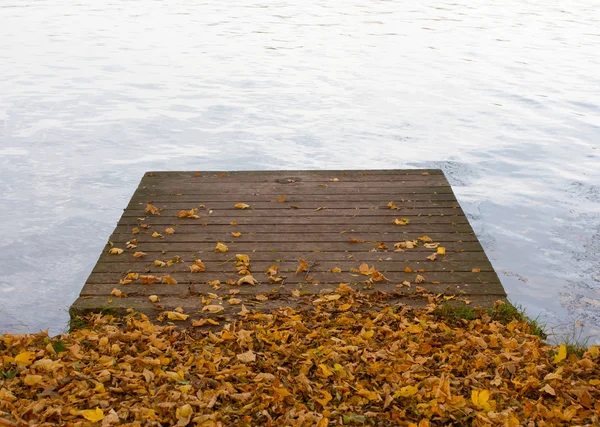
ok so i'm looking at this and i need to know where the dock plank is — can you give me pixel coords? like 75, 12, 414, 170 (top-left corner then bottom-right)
71, 169, 505, 322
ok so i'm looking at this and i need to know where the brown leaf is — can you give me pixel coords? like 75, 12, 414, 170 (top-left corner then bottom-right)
296, 258, 309, 274
162, 275, 177, 285
145, 204, 161, 215
234, 203, 250, 209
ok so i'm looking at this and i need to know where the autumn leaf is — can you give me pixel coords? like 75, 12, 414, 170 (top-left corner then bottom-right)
237, 275, 257, 286
395, 218, 410, 226
133, 251, 147, 258
388, 201, 399, 209
437, 247, 446, 255
15, 351, 36, 366
109, 248, 123, 255
316, 390, 332, 406
162, 275, 177, 285
228, 298, 242, 305
415, 275, 425, 284
189, 260, 206, 273
265, 265, 278, 276
404, 266, 412, 273
418, 235, 432, 243
255, 294, 268, 301
426, 254, 437, 261
79, 407, 104, 422
234, 203, 250, 209
202, 305, 224, 313
145, 204, 161, 215
231, 232, 241, 237
154, 260, 166, 267
23, 374, 43, 386
132, 227, 140, 234
176, 404, 193, 426
110, 288, 126, 298
394, 385, 418, 398
348, 237, 365, 243
331, 267, 342, 273
296, 258, 309, 274
276, 195, 286, 203
237, 350, 256, 363
162, 311, 189, 321
553, 344, 567, 364
152, 231, 163, 238
471, 389, 493, 411
215, 242, 228, 252
165, 227, 175, 234
177, 208, 199, 219
148, 295, 159, 303
140, 275, 160, 284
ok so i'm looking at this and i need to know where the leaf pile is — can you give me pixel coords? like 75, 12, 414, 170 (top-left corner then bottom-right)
1, 290, 599, 426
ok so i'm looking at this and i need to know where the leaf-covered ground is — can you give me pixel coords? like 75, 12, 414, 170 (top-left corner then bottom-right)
1, 289, 599, 426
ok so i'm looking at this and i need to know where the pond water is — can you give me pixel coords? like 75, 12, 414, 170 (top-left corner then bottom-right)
1, 1, 599, 341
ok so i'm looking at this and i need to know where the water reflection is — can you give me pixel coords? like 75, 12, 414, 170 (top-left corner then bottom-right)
0, 0, 599, 341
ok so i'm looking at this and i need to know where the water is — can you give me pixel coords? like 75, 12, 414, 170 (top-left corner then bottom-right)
1, 1, 599, 341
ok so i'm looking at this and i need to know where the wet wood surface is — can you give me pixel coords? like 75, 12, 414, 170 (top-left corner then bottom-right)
71, 170, 506, 320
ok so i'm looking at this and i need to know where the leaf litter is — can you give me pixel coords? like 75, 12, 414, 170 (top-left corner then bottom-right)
2, 287, 597, 426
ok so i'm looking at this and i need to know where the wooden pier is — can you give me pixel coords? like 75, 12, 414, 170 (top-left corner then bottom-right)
71, 170, 505, 323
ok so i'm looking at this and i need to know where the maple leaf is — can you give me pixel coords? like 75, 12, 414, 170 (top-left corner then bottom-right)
215, 242, 228, 252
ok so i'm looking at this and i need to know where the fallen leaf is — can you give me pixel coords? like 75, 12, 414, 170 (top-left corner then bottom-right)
165, 227, 175, 234
228, 298, 242, 305
437, 247, 446, 255
109, 248, 123, 255
133, 251, 147, 258
131, 227, 140, 234
79, 407, 104, 422
110, 288, 126, 298
276, 195, 286, 203
231, 232, 242, 237
255, 294, 268, 301
415, 275, 425, 284
426, 254, 437, 261
152, 231, 163, 238
237, 275, 257, 286
148, 295, 159, 303
237, 350, 256, 363
163, 311, 189, 321
177, 209, 200, 219
145, 204, 161, 215
472, 268, 481, 273
471, 390, 492, 411
215, 242, 228, 252
140, 275, 160, 284
395, 218, 410, 226
394, 385, 418, 398
296, 258, 309, 274
15, 351, 36, 366
154, 260, 166, 267
331, 267, 342, 273
540, 384, 556, 396
189, 260, 206, 272
162, 275, 177, 285
553, 344, 567, 364
234, 203, 250, 209
202, 305, 225, 313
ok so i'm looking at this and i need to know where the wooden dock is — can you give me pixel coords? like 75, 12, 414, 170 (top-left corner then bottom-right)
71, 170, 505, 323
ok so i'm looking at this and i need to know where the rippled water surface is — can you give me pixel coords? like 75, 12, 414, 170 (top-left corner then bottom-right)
1, 1, 599, 339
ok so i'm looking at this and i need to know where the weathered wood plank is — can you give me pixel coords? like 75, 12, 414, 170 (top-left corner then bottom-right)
92, 260, 494, 274
131, 193, 459, 203
109, 232, 479, 243
97, 250, 492, 263
126, 201, 462, 210
112, 224, 475, 234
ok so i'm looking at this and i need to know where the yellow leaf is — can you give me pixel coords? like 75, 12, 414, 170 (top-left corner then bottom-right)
15, 351, 36, 366
162, 275, 177, 285
148, 295, 159, 303
23, 374, 43, 386
163, 311, 189, 321
165, 227, 175, 234
395, 218, 410, 226
140, 275, 160, 284
316, 390, 332, 406
553, 344, 567, 363
151, 231, 163, 238
237, 350, 256, 363
202, 305, 224, 313
471, 389, 491, 411
215, 242, 228, 252
357, 389, 379, 401
232, 232, 242, 237
339, 303, 352, 311
234, 203, 250, 209
228, 298, 242, 305
132, 227, 140, 234
176, 404, 193, 422
189, 260, 206, 273
394, 385, 418, 398
154, 260, 166, 267
145, 204, 161, 215
406, 325, 422, 333
437, 247, 446, 255
296, 258, 309, 274
79, 407, 104, 422
110, 288, 125, 297
109, 248, 123, 255
237, 275, 257, 285
331, 267, 342, 273
133, 251, 147, 258
177, 208, 199, 219
318, 364, 333, 377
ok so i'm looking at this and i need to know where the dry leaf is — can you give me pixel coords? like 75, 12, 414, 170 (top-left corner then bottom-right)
237, 275, 257, 286
234, 203, 250, 209
165, 227, 175, 234
296, 258, 309, 274
472, 268, 481, 273
162, 275, 177, 285
145, 204, 161, 215
189, 260, 206, 273
215, 242, 228, 253
437, 247, 446, 255
202, 305, 224, 313
154, 260, 166, 267
132, 227, 140, 234
331, 267, 342, 273
133, 251, 147, 258
394, 218, 410, 226
79, 407, 104, 422
109, 248, 123, 255
231, 232, 242, 237
140, 275, 160, 284
237, 350, 256, 363
177, 208, 199, 219
148, 295, 159, 303
228, 298, 242, 305
163, 311, 189, 321
426, 254, 437, 261
415, 275, 425, 284
152, 231, 163, 238
110, 288, 125, 298
276, 195, 286, 203
255, 294, 268, 301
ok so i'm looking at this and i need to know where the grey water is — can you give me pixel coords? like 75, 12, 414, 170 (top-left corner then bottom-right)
1, 1, 599, 341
